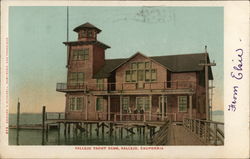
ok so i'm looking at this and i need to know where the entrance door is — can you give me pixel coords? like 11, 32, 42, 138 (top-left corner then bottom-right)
159, 96, 168, 116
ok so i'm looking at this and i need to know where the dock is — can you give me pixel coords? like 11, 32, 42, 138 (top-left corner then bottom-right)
169, 124, 204, 145
13, 105, 224, 146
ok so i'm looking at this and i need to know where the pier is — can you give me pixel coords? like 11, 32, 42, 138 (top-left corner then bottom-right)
40, 106, 224, 146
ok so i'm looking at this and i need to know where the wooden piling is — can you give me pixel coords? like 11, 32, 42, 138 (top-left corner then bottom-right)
109, 123, 113, 136
58, 123, 60, 144
16, 99, 20, 145
42, 106, 46, 145
96, 123, 99, 136
89, 123, 92, 137
46, 124, 49, 141
74, 123, 77, 137
120, 127, 123, 139
64, 123, 66, 136
68, 123, 71, 137
102, 123, 105, 136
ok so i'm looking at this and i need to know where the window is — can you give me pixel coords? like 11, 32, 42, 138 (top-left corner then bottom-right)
144, 97, 150, 111
69, 97, 84, 111
178, 96, 188, 112
96, 79, 104, 90
72, 49, 89, 60
69, 72, 84, 85
124, 61, 157, 82
131, 70, 137, 82
145, 70, 151, 81
87, 31, 93, 37
138, 62, 144, 69
122, 97, 129, 111
136, 97, 150, 111
96, 97, 103, 111
80, 30, 85, 38
125, 71, 131, 82
151, 69, 157, 81
145, 62, 150, 69
137, 70, 144, 81
131, 63, 137, 69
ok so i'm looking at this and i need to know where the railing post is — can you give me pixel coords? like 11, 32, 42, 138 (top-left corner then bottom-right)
190, 119, 193, 132
198, 120, 201, 137
194, 119, 196, 135
214, 123, 217, 145
204, 122, 207, 144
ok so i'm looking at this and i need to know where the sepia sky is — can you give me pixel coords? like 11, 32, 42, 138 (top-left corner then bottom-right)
9, 6, 224, 113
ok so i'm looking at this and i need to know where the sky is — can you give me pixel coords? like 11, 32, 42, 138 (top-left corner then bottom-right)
9, 6, 224, 113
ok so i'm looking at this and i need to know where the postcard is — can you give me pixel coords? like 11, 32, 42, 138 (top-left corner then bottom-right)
0, 0, 249, 158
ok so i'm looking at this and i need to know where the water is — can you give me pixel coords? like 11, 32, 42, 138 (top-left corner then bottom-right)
9, 125, 149, 145
212, 114, 224, 123
9, 113, 224, 145
9, 113, 154, 145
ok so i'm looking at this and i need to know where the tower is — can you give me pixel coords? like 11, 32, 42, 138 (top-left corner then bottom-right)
63, 22, 110, 88
61, 22, 110, 119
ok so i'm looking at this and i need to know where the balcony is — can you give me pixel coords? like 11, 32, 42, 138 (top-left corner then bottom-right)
56, 80, 197, 94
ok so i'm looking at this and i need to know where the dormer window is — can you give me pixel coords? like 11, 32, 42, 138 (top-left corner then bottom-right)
73, 48, 89, 60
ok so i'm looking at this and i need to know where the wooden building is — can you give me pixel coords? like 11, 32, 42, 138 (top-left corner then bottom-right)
56, 22, 214, 122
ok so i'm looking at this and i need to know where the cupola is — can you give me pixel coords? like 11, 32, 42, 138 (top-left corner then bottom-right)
73, 22, 101, 41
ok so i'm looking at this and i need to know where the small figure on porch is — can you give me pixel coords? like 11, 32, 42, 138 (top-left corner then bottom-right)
128, 106, 132, 120
156, 107, 160, 121
140, 107, 144, 121
134, 108, 138, 120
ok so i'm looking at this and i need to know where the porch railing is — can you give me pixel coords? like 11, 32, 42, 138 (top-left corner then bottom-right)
183, 118, 224, 145
56, 80, 196, 92
62, 112, 173, 122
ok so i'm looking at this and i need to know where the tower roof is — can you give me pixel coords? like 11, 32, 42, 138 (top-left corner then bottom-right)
73, 22, 102, 33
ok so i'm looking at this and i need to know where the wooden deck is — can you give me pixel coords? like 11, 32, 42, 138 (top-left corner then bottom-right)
168, 124, 204, 145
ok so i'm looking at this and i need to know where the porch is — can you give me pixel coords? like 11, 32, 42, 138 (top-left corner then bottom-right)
65, 94, 196, 122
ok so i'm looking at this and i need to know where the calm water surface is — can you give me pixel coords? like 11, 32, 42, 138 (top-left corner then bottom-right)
9, 113, 224, 145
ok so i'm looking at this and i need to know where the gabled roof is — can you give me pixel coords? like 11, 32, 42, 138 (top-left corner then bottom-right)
93, 58, 127, 78
73, 22, 102, 33
93, 52, 214, 79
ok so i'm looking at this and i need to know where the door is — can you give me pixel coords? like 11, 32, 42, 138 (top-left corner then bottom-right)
159, 96, 168, 117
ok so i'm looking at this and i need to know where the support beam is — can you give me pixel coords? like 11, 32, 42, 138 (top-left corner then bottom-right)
85, 96, 88, 120
149, 95, 152, 121
120, 95, 122, 121
189, 95, 192, 118
205, 53, 209, 120
108, 96, 110, 121
161, 95, 164, 121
